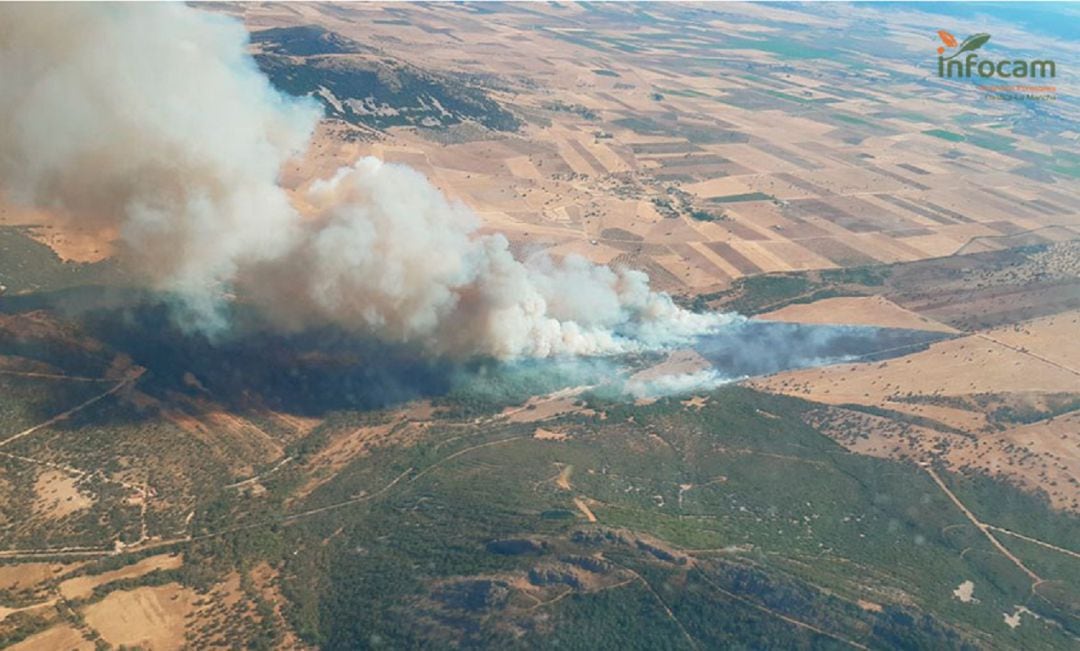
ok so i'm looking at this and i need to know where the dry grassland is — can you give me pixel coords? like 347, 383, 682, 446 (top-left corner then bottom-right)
756, 296, 958, 333
58, 553, 182, 601
83, 583, 196, 651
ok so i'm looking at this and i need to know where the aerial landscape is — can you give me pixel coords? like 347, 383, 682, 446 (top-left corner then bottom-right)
0, 2, 1077, 649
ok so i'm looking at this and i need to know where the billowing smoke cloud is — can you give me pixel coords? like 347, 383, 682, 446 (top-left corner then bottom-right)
0, 4, 728, 358
0, 4, 320, 324
249, 158, 726, 357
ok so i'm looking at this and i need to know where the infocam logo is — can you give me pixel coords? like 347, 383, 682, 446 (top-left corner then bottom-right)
935, 30, 1056, 78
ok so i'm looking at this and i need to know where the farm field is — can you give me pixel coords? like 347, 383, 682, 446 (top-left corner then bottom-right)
203, 2, 1080, 300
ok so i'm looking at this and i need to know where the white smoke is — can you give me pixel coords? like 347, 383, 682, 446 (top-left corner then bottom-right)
625, 369, 737, 399
254, 158, 729, 357
0, 4, 320, 328
0, 4, 730, 358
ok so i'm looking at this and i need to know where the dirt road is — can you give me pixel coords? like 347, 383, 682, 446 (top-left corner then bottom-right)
923, 465, 1040, 583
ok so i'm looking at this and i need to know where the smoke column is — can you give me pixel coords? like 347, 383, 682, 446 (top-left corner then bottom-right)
0, 4, 729, 358
0, 4, 319, 326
